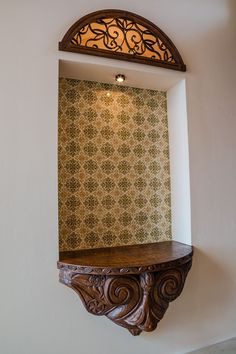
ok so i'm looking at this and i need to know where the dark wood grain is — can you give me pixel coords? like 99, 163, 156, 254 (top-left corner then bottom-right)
59, 9, 186, 72
58, 241, 193, 335
59, 241, 192, 274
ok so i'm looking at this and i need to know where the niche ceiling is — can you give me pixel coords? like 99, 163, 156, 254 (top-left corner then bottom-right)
58, 78, 171, 251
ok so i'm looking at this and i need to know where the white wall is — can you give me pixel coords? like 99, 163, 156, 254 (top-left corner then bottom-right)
1, 1, 236, 354
168, 80, 191, 245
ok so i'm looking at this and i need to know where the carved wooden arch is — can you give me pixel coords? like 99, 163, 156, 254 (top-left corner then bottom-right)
59, 9, 186, 72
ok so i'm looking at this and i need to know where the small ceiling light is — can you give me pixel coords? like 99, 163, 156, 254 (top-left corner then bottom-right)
115, 74, 126, 83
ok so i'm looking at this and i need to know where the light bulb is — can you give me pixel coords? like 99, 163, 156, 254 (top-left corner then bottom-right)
115, 74, 126, 83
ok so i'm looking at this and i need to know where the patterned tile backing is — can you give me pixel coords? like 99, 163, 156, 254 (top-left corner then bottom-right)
58, 78, 171, 251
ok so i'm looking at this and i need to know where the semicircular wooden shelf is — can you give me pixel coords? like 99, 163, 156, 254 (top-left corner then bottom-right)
58, 241, 193, 335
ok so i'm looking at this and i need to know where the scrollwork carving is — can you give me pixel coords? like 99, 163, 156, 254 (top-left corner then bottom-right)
71, 18, 174, 64
59, 258, 192, 335
59, 10, 186, 71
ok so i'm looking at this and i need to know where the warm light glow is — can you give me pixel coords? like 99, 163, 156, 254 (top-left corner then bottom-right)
115, 74, 126, 83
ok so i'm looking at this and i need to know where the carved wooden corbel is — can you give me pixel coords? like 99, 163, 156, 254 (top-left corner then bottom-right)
58, 241, 193, 335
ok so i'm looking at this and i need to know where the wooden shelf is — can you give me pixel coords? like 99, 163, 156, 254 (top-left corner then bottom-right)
59, 241, 192, 274
58, 241, 193, 335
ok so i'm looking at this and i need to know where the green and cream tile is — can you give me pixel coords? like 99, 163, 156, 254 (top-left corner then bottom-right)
58, 78, 171, 251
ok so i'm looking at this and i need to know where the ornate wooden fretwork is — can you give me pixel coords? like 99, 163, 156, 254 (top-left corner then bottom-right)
59, 10, 186, 72
58, 241, 193, 335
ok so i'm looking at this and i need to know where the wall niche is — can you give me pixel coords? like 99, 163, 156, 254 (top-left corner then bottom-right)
57, 9, 192, 336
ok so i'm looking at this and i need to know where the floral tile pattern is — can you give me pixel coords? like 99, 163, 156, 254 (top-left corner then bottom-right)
58, 78, 171, 251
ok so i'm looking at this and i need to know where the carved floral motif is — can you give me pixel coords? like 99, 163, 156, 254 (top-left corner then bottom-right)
59, 258, 192, 335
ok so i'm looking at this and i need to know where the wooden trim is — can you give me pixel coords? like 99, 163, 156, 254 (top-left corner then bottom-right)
58, 241, 193, 275
59, 9, 186, 72
58, 241, 193, 335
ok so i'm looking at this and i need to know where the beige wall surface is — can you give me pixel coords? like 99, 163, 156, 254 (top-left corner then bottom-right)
0, 1, 236, 354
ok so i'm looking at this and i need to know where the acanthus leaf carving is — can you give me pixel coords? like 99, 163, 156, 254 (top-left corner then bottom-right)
59, 258, 192, 335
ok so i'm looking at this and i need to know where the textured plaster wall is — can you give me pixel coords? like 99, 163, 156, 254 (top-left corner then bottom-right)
1, 1, 236, 354
59, 78, 171, 251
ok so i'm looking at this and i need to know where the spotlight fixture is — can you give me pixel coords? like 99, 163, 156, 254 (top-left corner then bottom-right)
115, 74, 126, 83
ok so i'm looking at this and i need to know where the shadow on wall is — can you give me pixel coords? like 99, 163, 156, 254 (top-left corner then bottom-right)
143, 0, 236, 344
188, 337, 236, 354
145, 247, 233, 342
141, 0, 236, 348
185, 0, 236, 346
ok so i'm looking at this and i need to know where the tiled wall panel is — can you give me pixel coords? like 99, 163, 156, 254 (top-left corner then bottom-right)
59, 78, 171, 251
